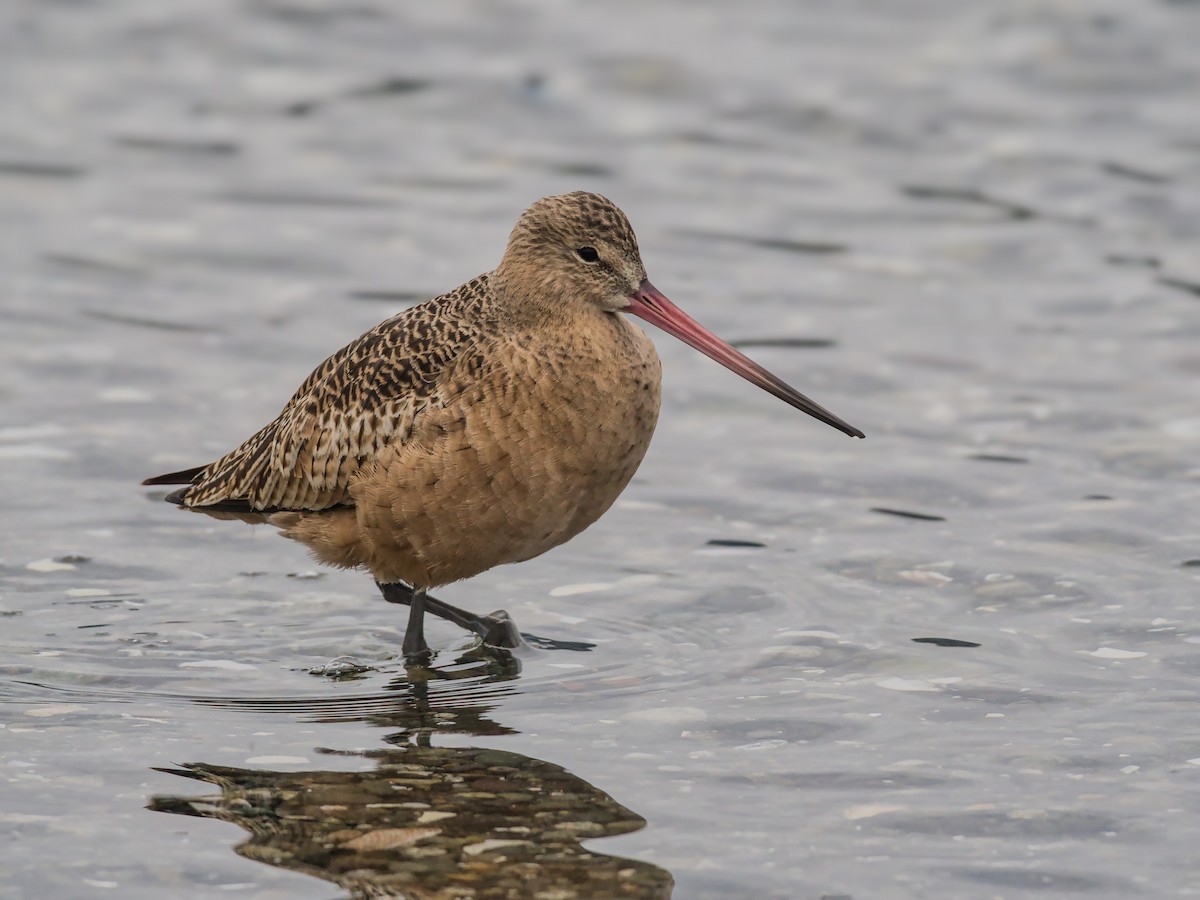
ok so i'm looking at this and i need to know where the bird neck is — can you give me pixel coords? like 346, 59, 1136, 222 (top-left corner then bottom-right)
489, 260, 579, 329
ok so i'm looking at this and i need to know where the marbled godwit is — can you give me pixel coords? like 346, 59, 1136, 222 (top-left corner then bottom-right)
145, 192, 863, 663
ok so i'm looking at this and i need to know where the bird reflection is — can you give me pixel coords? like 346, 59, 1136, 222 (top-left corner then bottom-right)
149, 648, 673, 899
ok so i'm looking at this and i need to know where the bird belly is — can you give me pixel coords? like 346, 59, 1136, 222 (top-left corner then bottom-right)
338, 318, 662, 587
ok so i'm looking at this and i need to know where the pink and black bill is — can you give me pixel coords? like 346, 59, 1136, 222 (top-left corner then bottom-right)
626, 281, 865, 439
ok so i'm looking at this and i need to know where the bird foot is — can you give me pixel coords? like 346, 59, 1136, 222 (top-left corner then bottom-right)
518, 634, 596, 652
478, 610, 522, 649
402, 645, 435, 668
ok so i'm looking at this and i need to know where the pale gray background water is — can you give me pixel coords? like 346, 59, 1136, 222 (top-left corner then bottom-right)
2, 1, 1200, 897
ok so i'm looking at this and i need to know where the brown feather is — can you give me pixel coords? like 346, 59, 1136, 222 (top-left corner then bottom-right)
145, 192, 663, 590
171, 275, 491, 512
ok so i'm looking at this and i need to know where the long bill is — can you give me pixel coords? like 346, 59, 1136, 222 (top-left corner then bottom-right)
625, 280, 865, 439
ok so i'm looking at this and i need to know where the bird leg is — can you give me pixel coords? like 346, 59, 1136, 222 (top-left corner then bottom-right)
377, 582, 521, 651
400, 586, 433, 665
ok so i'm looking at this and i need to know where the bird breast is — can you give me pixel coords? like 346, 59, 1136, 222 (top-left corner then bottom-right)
347, 311, 663, 587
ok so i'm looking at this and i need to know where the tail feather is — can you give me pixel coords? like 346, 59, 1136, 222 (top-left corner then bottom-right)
172, 494, 281, 515
163, 486, 192, 506
146, 459, 349, 517
161, 484, 317, 516
144, 444, 270, 509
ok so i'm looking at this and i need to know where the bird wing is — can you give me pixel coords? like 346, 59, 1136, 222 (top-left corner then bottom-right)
162, 275, 488, 513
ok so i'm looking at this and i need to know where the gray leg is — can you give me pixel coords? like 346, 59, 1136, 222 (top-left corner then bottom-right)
377, 582, 521, 651
400, 586, 433, 664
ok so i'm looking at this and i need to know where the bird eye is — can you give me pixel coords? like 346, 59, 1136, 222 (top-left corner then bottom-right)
576, 246, 599, 263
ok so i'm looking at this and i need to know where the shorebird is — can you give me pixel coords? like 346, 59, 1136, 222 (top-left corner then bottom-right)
145, 192, 863, 663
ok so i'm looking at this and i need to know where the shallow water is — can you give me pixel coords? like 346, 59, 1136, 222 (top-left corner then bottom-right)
3, 1, 1200, 897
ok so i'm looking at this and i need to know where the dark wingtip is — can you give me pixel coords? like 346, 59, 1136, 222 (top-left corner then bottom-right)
142, 465, 206, 487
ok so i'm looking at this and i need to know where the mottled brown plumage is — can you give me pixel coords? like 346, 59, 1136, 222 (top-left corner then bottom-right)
146, 191, 862, 660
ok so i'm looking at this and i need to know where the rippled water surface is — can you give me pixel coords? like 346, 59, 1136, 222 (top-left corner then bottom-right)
3, 1, 1200, 898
